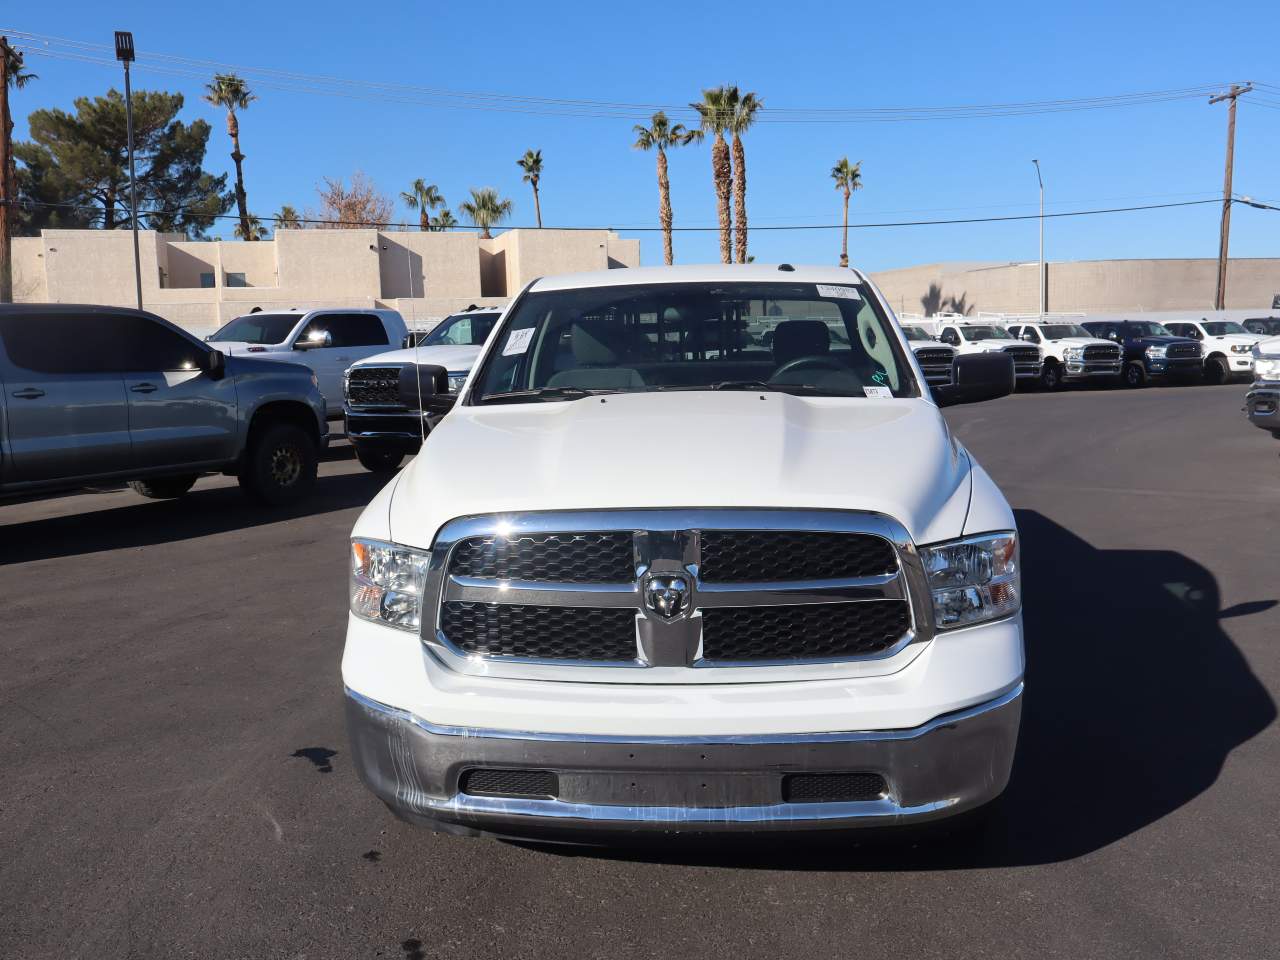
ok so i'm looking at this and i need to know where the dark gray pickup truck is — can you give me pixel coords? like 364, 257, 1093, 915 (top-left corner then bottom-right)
0, 304, 327, 505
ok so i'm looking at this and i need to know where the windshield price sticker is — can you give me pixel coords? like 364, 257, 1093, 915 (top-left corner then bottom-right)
503, 328, 535, 356
863, 386, 892, 398
815, 284, 862, 300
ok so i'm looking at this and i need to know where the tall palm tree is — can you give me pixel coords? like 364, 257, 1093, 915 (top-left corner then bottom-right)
690, 86, 736, 264
459, 188, 513, 239
727, 90, 762, 264
400, 179, 444, 231
234, 215, 265, 240
203, 74, 257, 240
2, 40, 37, 303
633, 112, 698, 266
517, 149, 544, 228
829, 158, 863, 268
273, 205, 302, 230
433, 208, 458, 231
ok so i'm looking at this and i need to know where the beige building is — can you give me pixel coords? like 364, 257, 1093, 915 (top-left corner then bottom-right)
871, 258, 1280, 318
9, 227, 641, 336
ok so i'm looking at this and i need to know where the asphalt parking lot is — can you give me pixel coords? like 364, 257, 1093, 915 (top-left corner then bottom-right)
2, 382, 1277, 960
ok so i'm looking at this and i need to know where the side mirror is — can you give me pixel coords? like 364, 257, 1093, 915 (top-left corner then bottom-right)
932, 352, 1015, 408
398, 362, 456, 416
296, 330, 332, 350
401, 334, 413, 349
1021, 331, 1036, 342
206, 348, 226, 381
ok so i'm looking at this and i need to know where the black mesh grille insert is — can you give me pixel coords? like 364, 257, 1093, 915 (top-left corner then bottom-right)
1084, 344, 1120, 361
783, 772, 887, 803
347, 366, 403, 406
1167, 343, 1200, 359
698, 531, 896, 583
450, 532, 634, 583
460, 768, 558, 799
440, 602, 637, 660
701, 601, 909, 660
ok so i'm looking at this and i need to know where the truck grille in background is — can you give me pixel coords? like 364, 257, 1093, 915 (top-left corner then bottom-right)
1167, 343, 1201, 359
699, 531, 896, 583
1083, 344, 1121, 362
347, 366, 403, 406
782, 772, 887, 803
700, 601, 910, 660
440, 602, 638, 661
450, 532, 634, 583
913, 348, 954, 384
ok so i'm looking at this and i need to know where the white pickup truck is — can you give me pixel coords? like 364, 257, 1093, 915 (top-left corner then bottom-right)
342, 264, 1024, 841
207, 308, 408, 418
1004, 319, 1122, 390
1164, 319, 1265, 384
934, 320, 1042, 385
900, 325, 956, 386
1245, 336, 1280, 436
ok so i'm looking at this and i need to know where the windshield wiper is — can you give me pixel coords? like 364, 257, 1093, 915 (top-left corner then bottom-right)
477, 386, 620, 405
653, 381, 833, 395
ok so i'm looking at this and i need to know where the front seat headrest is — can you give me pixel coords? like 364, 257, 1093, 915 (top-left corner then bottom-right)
572, 321, 631, 365
772, 320, 831, 365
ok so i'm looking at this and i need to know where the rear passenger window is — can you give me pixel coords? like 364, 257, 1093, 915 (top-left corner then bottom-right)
301, 314, 388, 348
0, 314, 124, 374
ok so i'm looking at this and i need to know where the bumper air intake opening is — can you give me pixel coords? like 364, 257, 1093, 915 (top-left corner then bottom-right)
459, 768, 559, 800
782, 772, 888, 803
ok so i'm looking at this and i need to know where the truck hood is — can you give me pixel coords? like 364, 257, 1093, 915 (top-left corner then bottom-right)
1257, 335, 1280, 357
388, 392, 973, 549
206, 340, 289, 356
1211, 333, 1265, 346
350, 343, 482, 372
909, 342, 951, 353
967, 340, 1023, 351
1054, 336, 1113, 348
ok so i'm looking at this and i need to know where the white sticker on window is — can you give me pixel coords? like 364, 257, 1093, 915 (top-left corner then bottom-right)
863, 386, 892, 399
815, 284, 862, 300
502, 327, 534, 356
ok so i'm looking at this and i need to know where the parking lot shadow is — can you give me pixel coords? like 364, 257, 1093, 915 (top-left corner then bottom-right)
534, 509, 1275, 870
0, 469, 389, 565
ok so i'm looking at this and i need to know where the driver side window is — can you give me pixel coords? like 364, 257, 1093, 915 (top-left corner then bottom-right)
940, 328, 960, 346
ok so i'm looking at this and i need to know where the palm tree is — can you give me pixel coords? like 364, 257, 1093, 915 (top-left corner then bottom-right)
633, 112, 698, 266
400, 179, 444, 231
234, 215, 265, 240
517, 149, 544, 228
273, 205, 302, 230
690, 86, 736, 264
203, 74, 257, 240
2, 41, 37, 303
830, 158, 863, 268
727, 90, 762, 264
433, 208, 458, 231
459, 188, 513, 239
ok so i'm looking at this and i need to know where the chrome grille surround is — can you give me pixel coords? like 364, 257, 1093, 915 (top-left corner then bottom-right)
419, 509, 933, 684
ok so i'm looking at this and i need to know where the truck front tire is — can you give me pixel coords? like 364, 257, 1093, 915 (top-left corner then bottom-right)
1040, 361, 1063, 391
1204, 357, 1228, 385
355, 448, 404, 473
129, 475, 199, 500
238, 421, 318, 505
1123, 362, 1146, 388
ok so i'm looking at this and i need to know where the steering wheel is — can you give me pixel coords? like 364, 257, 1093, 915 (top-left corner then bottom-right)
771, 355, 849, 381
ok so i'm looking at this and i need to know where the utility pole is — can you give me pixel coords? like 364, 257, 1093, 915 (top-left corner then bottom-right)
1209, 83, 1252, 311
1032, 159, 1045, 317
115, 31, 143, 310
1, 36, 15, 303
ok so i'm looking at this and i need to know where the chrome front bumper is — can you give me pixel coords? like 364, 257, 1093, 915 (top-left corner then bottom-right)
1245, 385, 1280, 435
344, 682, 1023, 840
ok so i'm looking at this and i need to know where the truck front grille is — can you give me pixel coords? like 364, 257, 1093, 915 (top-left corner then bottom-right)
347, 366, 404, 406
440, 602, 638, 661
699, 531, 896, 582
782, 772, 887, 803
700, 601, 910, 661
1167, 343, 1201, 360
1083, 344, 1121, 362
450, 532, 634, 583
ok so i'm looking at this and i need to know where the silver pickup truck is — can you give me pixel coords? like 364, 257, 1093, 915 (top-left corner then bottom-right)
0, 304, 327, 505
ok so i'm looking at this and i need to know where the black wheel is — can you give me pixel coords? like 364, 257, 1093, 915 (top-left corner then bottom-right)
238, 421, 317, 505
1122, 362, 1146, 388
1040, 361, 1063, 391
355, 447, 404, 473
129, 475, 198, 500
1204, 357, 1228, 385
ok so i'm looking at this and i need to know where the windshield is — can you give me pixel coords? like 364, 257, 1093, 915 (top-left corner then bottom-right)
1128, 322, 1172, 337
423, 312, 499, 347
1202, 321, 1247, 336
902, 325, 934, 342
960, 325, 1013, 342
209, 313, 300, 344
470, 281, 917, 403
1040, 324, 1091, 339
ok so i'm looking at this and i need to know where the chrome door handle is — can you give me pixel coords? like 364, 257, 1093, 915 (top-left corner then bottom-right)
130, 383, 158, 394
12, 387, 45, 399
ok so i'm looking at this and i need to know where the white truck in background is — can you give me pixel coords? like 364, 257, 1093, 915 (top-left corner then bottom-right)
1164, 319, 1265, 384
1002, 316, 1123, 390
933, 318, 1042, 385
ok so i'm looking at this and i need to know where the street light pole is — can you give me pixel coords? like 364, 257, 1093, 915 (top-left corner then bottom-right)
1032, 159, 1044, 318
115, 31, 142, 310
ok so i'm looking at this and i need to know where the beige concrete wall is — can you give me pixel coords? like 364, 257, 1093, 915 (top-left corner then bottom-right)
872, 258, 1280, 317
376, 231, 482, 300
10, 237, 47, 302
217, 240, 278, 288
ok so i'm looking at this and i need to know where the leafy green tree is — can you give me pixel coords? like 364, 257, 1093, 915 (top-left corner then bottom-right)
633, 112, 697, 265
728, 90, 762, 264
15, 88, 231, 238
433, 207, 457, 231
517, 149, 543, 227
400, 179, 444, 231
459, 187, 512, 239
234, 214, 265, 240
830, 157, 862, 268
690, 86, 735, 263
202, 74, 256, 239
273, 204, 301, 229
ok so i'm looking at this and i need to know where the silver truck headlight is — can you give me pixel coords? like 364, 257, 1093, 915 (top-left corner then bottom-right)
1255, 356, 1280, 380
448, 373, 468, 393
1231, 343, 1251, 354
920, 532, 1019, 629
1145, 345, 1167, 359
1064, 347, 1083, 360
350, 539, 431, 631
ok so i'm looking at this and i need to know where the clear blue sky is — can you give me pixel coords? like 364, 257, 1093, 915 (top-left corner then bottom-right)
5, 1, 1279, 272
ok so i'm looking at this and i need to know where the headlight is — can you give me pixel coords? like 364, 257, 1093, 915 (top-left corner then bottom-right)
1231, 344, 1252, 354
1064, 347, 1084, 361
1145, 345, 1167, 359
448, 373, 468, 393
1255, 356, 1280, 381
350, 539, 431, 631
920, 532, 1019, 630
340, 373, 349, 397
